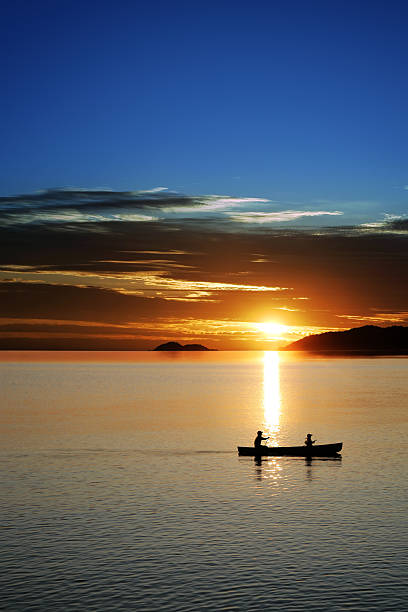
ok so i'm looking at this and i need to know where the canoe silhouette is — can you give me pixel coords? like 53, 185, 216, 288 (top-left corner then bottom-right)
238, 442, 342, 457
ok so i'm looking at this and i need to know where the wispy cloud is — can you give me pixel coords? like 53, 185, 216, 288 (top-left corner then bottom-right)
0, 264, 291, 304
98, 259, 196, 270
228, 210, 343, 224
1, 210, 158, 225
0, 188, 272, 227
161, 195, 270, 214
137, 187, 168, 193
1, 189, 405, 234
337, 312, 408, 324
360, 213, 408, 233
124, 250, 193, 255
115, 275, 291, 295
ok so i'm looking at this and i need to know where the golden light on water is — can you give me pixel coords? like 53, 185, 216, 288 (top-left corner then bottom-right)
262, 351, 281, 445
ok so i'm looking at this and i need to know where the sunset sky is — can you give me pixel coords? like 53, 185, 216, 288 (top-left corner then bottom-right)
1, 1, 407, 350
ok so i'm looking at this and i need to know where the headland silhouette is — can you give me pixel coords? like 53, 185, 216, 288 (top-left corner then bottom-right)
283, 325, 408, 355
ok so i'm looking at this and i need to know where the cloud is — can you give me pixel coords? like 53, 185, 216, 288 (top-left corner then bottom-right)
228, 210, 343, 224
125, 250, 194, 255
0, 264, 291, 306
1, 187, 408, 349
360, 214, 408, 233
98, 259, 196, 269
2, 188, 403, 235
114, 274, 290, 295
0, 188, 270, 227
387, 217, 408, 232
0, 210, 158, 225
160, 195, 270, 214
337, 312, 408, 324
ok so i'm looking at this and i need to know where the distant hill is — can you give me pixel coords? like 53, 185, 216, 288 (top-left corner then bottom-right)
153, 342, 214, 351
283, 325, 408, 354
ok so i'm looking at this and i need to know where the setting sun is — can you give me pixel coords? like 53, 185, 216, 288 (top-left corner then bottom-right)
255, 321, 289, 337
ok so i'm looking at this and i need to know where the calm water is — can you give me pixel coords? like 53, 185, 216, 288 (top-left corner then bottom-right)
1, 351, 407, 611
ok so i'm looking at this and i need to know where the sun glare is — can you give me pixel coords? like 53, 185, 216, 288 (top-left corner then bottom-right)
256, 321, 288, 337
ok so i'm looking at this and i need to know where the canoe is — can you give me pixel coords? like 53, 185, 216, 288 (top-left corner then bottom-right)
237, 442, 342, 457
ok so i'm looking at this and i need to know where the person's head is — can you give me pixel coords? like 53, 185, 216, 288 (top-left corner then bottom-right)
257, 430, 263, 435
306, 433, 312, 438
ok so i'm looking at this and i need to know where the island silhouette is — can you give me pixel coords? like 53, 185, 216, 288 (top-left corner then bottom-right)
153, 342, 214, 351
283, 325, 408, 354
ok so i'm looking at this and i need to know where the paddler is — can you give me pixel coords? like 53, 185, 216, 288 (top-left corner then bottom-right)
254, 430, 269, 447
305, 433, 316, 447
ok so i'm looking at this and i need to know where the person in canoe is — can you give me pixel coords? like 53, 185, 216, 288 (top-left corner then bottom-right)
254, 430, 269, 447
305, 433, 316, 447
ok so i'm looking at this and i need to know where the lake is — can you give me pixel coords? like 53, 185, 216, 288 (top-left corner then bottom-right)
1, 351, 407, 611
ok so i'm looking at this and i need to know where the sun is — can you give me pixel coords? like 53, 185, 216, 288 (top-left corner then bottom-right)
255, 321, 289, 337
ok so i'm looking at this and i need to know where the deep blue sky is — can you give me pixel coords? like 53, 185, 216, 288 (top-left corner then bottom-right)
1, 0, 407, 218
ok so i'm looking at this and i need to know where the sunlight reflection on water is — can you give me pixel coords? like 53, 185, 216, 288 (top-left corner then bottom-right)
262, 351, 281, 445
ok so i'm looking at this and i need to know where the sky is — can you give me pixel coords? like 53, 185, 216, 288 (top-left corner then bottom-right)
1, 0, 407, 349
